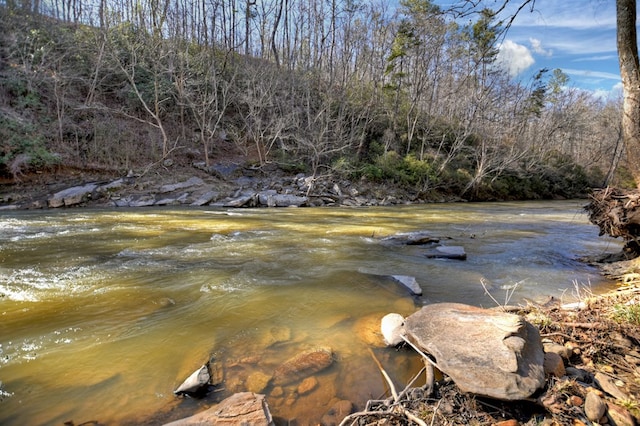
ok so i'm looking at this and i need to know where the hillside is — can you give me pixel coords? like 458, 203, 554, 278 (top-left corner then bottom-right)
0, 4, 631, 206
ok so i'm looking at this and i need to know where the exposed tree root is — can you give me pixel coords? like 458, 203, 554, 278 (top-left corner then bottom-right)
585, 187, 640, 257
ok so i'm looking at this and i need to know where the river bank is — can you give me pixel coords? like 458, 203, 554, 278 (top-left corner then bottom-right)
357, 280, 640, 426
0, 162, 509, 211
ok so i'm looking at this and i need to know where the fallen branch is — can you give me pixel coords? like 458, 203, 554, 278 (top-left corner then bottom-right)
557, 322, 608, 330
367, 348, 398, 402
340, 349, 431, 426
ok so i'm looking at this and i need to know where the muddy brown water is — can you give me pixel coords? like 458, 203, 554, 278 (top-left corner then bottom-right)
0, 201, 621, 425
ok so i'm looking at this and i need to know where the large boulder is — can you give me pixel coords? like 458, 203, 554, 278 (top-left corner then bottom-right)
403, 303, 545, 400
163, 392, 274, 425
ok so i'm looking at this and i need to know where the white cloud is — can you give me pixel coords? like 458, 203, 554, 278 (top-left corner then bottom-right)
563, 68, 621, 81
498, 1, 616, 31
496, 40, 535, 77
529, 38, 552, 57
573, 55, 618, 62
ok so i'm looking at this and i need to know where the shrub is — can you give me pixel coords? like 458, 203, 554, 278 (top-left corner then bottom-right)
0, 116, 58, 177
611, 303, 640, 326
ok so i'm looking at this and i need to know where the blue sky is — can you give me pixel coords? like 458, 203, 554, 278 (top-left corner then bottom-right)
438, 0, 626, 96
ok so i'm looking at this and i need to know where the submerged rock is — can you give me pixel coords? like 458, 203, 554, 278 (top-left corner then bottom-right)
272, 347, 334, 385
246, 371, 272, 394
424, 245, 467, 260
403, 303, 545, 400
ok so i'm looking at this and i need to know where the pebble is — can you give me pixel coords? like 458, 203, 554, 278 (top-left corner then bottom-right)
584, 386, 605, 397
568, 395, 583, 406
601, 365, 615, 374
543, 342, 572, 360
543, 352, 566, 377
584, 392, 606, 421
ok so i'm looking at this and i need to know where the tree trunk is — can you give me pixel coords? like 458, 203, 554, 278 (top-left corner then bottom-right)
617, 0, 640, 188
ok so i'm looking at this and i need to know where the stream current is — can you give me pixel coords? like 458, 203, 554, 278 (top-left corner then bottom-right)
0, 201, 621, 425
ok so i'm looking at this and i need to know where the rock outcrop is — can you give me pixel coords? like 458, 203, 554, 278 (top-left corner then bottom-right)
402, 303, 545, 400
48, 183, 98, 207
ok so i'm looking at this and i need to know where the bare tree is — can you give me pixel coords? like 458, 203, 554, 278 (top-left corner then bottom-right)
616, 0, 640, 188
174, 46, 234, 166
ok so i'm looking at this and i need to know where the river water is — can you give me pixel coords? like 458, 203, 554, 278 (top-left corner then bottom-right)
0, 201, 621, 425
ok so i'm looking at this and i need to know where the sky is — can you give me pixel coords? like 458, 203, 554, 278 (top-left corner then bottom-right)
438, 0, 627, 97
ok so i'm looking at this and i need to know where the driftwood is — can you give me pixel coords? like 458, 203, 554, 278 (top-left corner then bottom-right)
585, 187, 640, 255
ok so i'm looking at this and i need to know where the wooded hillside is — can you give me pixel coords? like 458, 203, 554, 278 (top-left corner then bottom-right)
0, 0, 633, 200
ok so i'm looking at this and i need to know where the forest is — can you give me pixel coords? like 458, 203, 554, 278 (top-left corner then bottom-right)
0, 0, 634, 201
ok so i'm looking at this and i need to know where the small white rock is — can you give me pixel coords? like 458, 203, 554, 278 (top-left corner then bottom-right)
381, 313, 405, 346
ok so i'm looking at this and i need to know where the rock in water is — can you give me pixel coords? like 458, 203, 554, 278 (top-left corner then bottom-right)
424, 245, 467, 260
381, 313, 405, 346
391, 275, 423, 296
174, 364, 210, 396
272, 347, 333, 385
163, 392, 274, 425
403, 303, 545, 400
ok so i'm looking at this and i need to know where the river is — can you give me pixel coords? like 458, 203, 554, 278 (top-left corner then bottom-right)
0, 201, 621, 425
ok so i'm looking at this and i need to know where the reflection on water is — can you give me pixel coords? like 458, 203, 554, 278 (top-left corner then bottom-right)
0, 201, 621, 425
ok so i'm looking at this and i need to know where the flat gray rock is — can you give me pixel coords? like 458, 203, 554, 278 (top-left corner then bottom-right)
425, 245, 467, 260
403, 303, 545, 400
381, 231, 440, 245
159, 177, 204, 193
48, 183, 98, 207
390, 275, 422, 296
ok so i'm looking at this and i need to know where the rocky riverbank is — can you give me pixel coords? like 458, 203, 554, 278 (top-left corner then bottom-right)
158, 283, 640, 426
0, 162, 464, 211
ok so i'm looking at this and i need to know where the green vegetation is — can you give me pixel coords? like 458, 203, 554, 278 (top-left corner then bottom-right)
0, 2, 627, 199
611, 303, 640, 325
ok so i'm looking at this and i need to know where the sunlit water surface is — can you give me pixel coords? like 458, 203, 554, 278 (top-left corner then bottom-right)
0, 201, 621, 425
